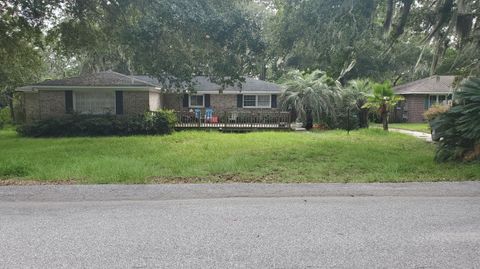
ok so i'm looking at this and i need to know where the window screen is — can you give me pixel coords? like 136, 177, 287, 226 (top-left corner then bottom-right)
189, 95, 204, 107
75, 91, 115, 114
243, 95, 256, 107
257, 95, 271, 107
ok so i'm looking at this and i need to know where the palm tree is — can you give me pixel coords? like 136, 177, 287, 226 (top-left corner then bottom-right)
344, 79, 372, 128
280, 70, 341, 129
362, 81, 404, 131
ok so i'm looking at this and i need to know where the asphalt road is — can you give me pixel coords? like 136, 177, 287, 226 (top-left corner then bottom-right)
1, 182, 479, 269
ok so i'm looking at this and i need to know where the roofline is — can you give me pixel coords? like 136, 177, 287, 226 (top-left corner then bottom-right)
397, 92, 453, 95
109, 71, 161, 87
16, 85, 162, 92
192, 90, 282, 94
393, 75, 457, 91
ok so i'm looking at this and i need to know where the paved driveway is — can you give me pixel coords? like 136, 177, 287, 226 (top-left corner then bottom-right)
1, 182, 479, 268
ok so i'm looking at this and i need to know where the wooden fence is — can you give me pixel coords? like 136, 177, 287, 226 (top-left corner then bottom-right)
175, 110, 291, 130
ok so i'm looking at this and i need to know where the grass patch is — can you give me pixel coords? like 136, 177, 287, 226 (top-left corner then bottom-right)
0, 129, 478, 184
372, 123, 430, 133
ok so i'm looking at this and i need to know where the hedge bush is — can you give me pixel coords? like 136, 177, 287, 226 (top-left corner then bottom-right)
431, 78, 480, 162
423, 104, 450, 122
0, 107, 12, 129
17, 110, 177, 137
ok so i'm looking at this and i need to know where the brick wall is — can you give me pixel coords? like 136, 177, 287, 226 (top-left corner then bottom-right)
123, 91, 149, 114
162, 93, 183, 111
21, 90, 154, 121
39, 91, 66, 119
405, 94, 426, 123
23, 92, 40, 122
210, 94, 236, 110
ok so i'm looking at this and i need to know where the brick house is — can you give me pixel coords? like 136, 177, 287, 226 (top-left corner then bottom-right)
16, 71, 283, 123
392, 76, 457, 123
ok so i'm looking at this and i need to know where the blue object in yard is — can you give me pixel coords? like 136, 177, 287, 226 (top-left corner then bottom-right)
205, 108, 214, 121
194, 108, 201, 119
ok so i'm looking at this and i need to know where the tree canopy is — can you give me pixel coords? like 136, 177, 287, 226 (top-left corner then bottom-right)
1, 0, 479, 93
266, 0, 480, 83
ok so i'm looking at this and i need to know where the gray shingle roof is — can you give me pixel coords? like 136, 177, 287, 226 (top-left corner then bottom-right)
133, 75, 283, 93
33, 71, 158, 87
20, 71, 282, 93
393, 76, 457, 95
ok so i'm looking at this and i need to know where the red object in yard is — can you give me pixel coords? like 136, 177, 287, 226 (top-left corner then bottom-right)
211, 116, 219, 123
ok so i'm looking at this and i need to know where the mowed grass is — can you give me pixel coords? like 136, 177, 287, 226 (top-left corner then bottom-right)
0, 128, 478, 184
372, 122, 431, 133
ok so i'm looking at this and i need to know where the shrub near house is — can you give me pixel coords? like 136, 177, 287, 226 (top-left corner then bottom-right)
431, 78, 480, 162
17, 110, 176, 137
0, 107, 11, 129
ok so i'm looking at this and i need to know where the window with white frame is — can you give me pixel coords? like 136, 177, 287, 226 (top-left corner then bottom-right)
426, 94, 452, 109
189, 95, 204, 107
243, 95, 271, 108
74, 91, 115, 114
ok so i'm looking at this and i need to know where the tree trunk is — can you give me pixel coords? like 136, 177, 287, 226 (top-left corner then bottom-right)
359, 108, 369, 128
7, 92, 15, 123
392, 0, 413, 39
358, 100, 369, 128
382, 111, 389, 131
384, 0, 395, 33
305, 109, 313, 130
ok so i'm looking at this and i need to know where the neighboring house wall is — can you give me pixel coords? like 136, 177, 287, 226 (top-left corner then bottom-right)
404, 94, 426, 123
123, 91, 150, 115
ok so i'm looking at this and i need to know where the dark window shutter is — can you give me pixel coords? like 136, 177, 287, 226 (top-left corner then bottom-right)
183, 94, 189, 107
237, 94, 243, 108
115, 91, 124, 115
205, 94, 211, 108
271, 94, 277, 108
424, 95, 429, 110
65, 90, 73, 114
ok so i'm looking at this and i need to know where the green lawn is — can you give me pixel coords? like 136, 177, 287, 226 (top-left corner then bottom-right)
372, 123, 431, 133
0, 128, 478, 184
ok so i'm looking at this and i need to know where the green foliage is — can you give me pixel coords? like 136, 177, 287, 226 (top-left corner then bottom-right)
423, 104, 450, 122
265, 0, 433, 81
431, 78, 480, 162
280, 70, 341, 125
0, 1, 56, 117
0, 107, 11, 129
144, 110, 177, 135
2, 129, 480, 183
265, 0, 480, 81
362, 81, 404, 130
363, 81, 404, 112
332, 79, 373, 130
17, 110, 177, 137
47, 0, 264, 86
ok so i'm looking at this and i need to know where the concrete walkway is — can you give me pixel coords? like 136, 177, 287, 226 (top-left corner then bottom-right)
390, 128, 433, 142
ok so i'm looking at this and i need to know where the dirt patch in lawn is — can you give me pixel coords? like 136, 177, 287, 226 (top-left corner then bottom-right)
149, 173, 280, 184
0, 179, 79, 186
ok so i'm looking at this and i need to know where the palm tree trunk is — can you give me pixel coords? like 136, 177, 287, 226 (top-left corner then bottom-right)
382, 111, 389, 131
358, 100, 369, 128
306, 110, 313, 130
